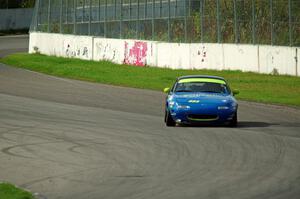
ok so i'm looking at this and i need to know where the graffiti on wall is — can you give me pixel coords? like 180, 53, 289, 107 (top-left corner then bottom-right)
64, 40, 89, 59
95, 42, 117, 62
190, 45, 208, 69
266, 50, 279, 75
197, 46, 207, 63
124, 41, 148, 66
64, 43, 89, 58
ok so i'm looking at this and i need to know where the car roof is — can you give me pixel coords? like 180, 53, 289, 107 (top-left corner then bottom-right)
177, 75, 226, 81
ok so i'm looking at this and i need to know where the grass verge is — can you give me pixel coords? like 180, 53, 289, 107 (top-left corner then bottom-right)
0, 183, 34, 199
1, 53, 300, 107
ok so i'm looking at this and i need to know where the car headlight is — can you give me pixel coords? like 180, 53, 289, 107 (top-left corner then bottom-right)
231, 102, 237, 110
177, 105, 190, 109
169, 101, 175, 108
218, 106, 230, 110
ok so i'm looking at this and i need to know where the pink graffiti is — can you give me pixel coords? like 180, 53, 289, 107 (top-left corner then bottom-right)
124, 41, 148, 66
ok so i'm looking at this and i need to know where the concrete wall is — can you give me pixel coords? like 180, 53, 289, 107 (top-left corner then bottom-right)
0, 8, 33, 31
29, 32, 300, 76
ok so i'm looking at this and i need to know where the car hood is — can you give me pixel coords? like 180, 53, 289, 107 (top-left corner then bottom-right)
172, 92, 234, 105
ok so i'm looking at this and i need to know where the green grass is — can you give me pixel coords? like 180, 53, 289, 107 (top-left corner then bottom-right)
1, 53, 300, 107
0, 183, 34, 199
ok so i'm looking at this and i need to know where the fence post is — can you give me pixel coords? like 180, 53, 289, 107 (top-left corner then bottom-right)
175, 0, 177, 16
200, 0, 203, 43
152, 0, 154, 40
252, 0, 255, 44
129, 0, 132, 19
89, 0, 91, 35
168, 0, 170, 42
184, 0, 187, 42
137, 0, 140, 39
98, 0, 101, 36
288, 0, 292, 46
159, 0, 162, 18
188, 0, 191, 16
35, 0, 40, 31
216, 0, 221, 43
114, 0, 117, 20
233, 0, 237, 43
104, 0, 107, 37
120, 0, 123, 38
145, 0, 147, 19
60, 0, 63, 33
66, 0, 68, 24
98, 0, 100, 21
270, 0, 273, 45
48, 0, 51, 32
74, 0, 77, 34
83, 0, 85, 23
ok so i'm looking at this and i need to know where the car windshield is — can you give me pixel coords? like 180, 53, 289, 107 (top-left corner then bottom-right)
174, 81, 230, 94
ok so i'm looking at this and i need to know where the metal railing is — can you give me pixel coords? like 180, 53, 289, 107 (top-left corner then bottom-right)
30, 0, 300, 46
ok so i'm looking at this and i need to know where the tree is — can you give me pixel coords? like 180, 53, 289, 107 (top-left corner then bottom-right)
21, 0, 36, 8
0, 0, 35, 9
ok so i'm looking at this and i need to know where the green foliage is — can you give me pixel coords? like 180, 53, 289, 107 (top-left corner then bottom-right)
0, 29, 29, 36
62, 24, 74, 34
171, 19, 185, 42
0, 0, 35, 8
21, 0, 35, 8
122, 22, 137, 39
187, 0, 300, 46
1, 53, 300, 107
187, 13, 201, 42
0, 183, 34, 199
50, 22, 60, 33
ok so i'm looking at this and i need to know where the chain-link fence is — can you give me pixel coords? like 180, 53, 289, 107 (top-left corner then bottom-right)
30, 0, 300, 46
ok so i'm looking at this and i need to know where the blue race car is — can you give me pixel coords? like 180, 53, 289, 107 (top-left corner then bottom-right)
164, 75, 239, 127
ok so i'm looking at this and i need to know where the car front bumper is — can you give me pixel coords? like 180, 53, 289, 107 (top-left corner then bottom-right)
170, 106, 236, 125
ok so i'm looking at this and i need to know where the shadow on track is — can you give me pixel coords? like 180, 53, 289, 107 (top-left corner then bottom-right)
237, 121, 279, 128
174, 121, 278, 128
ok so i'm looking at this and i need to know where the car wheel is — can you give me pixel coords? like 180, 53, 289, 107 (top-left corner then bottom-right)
165, 110, 176, 127
228, 112, 238, 127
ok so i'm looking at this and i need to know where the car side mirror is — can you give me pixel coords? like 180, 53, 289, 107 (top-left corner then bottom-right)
232, 89, 239, 96
163, 87, 170, 93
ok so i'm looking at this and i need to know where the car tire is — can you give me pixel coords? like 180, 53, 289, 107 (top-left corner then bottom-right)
228, 112, 238, 127
165, 110, 176, 127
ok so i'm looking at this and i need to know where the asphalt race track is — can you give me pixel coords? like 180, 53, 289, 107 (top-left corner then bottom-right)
0, 36, 300, 199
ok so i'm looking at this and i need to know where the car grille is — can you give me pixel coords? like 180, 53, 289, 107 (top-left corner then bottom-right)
187, 114, 219, 121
